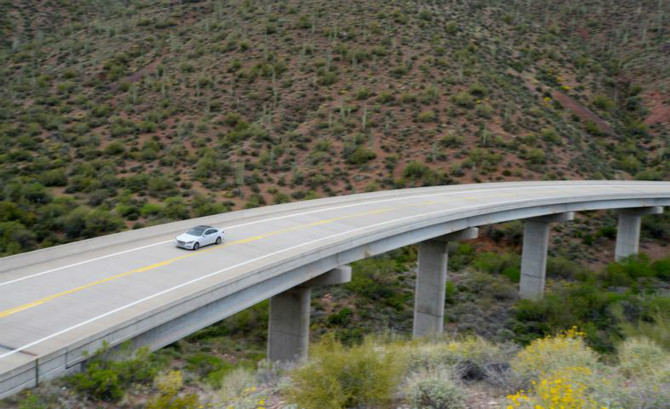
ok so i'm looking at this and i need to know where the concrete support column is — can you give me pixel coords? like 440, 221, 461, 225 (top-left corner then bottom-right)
268, 287, 311, 363
268, 266, 351, 363
413, 228, 478, 339
615, 207, 663, 261
520, 212, 574, 301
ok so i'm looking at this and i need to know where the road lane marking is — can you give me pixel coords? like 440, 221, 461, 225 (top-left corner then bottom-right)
1, 184, 668, 359
1, 183, 644, 287
0, 206, 399, 318
0, 198, 475, 319
0, 187, 613, 318
0, 196, 535, 359
1, 183, 664, 315
0, 191, 475, 286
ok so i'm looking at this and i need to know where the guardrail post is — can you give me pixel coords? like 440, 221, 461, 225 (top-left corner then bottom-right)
520, 212, 574, 300
413, 228, 478, 339
268, 266, 351, 363
615, 207, 664, 261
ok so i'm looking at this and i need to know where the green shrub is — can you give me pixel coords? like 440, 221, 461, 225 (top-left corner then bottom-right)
400, 92, 418, 103
643, 214, 670, 240
216, 367, 256, 401
547, 256, 585, 280
68, 346, 159, 402
104, 141, 126, 156
83, 209, 124, 237
147, 175, 177, 197
407, 337, 509, 378
403, 161, 430, 179
417, 110, 436, 122
377, 91, 395, 103
185, 353, 227, 378
391, 65, 409, 78
287, 336, 404, 409
273, 192, 291, 204
451, 92, 474, 108
510, 329, 599, 382
652, 256, 670, 280
506, 366, 608, 409
469, 83, 487, 97
525, 148, 546, 164
420, 86, 440, 104
347, 146, 376, 165
147, 371, 200, 409
440, 133, 464, 147
140, 203, 163, 218
61, 207, 89, 238
405, 367, 466, 409
317, 70, 338, 86
39, 169, 67, 186
618, 154, 640, 173
584, 120, 604, 136
354, 87, 371, 100
614, 337, 670, 408
603, 254, 656, 287
0, 221, 37, 254
346, 258, 403, 308
17, 392, 46, 409
445, 21, 458, 34
592, 95, 615, 111
70, 363, 124, 401
472, 251, 520, 281
297, 15, 311, 29
244, 193, 266, 209
163, 196, 190, 220
475, 103, 494, 118
322, 305, 352, 327
487, 221, 523, 246
402, 161, 450, 186
617, 337, 669, 380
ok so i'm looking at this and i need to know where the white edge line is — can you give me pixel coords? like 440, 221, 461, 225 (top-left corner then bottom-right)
1, 188, 665, 359
0, 183, 648, 287
1, 200, 488, 359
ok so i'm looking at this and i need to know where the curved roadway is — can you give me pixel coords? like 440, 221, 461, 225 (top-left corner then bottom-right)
1, 181, 670, 396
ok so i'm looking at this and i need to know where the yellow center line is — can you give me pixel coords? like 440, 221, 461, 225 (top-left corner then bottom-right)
0, 192, 521, 319
0, 206, 398, 319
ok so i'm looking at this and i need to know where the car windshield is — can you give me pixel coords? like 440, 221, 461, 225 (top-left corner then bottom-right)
186, 227, 207, 236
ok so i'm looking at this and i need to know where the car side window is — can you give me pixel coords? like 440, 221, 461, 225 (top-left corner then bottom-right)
206, 229, 215, 235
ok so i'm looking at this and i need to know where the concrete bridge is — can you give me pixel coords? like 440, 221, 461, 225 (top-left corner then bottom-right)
1, 181, 669, 398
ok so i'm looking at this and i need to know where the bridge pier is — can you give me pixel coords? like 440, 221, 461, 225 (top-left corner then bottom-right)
615, 207, 664, 261
413, 228, 479, 339
520, 212, 574, 301
267, 266, 351, 363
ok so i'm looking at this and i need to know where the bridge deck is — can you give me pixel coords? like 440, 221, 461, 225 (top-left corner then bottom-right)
1, 181, 669, 397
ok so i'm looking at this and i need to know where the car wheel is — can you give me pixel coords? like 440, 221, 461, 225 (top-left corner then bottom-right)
193, 242, 200, 251
216, 236, 222, 245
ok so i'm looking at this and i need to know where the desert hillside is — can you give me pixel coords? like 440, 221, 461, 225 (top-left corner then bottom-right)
1, 1, 670, 408
1, 0, 668, 255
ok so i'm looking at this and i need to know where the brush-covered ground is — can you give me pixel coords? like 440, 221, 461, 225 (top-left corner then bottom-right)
1, 231, 669, 409
1, 0, 669, 256
1, 0, 670, 407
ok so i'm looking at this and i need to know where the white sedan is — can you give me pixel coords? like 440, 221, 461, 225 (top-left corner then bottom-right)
175, 225, 224, 250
